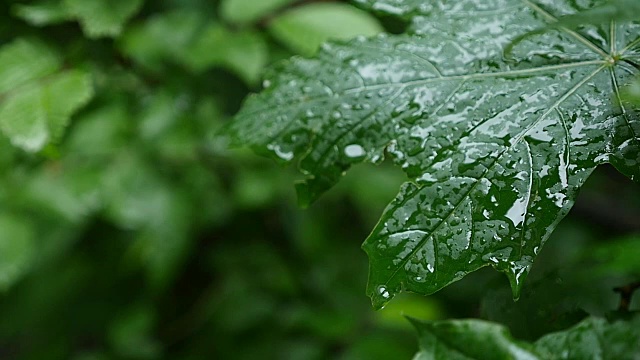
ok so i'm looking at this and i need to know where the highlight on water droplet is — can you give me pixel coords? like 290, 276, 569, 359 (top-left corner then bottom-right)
378, 286, 390, 299
344, 144, 366, 159
267, 143, 294, 161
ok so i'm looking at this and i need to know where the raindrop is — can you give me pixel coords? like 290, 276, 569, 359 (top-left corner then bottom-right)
267, 143, 294, 161
414, 276, 426, 283
377, 286, 391, 299
344, 144, 366, 159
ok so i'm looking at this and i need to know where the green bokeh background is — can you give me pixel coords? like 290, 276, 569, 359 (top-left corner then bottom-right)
0, 0, 639, 359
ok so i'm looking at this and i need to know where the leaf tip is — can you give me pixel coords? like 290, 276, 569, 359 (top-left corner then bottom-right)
368, 284, 397, 310
294, 176, 335, 208
505, 261, 532, 302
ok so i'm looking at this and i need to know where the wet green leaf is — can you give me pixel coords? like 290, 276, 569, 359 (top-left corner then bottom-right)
411, 315, 640, 359
411, 317, 537, 359
226, 0, 640, 308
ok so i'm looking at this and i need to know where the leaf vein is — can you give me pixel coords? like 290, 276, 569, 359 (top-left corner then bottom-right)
521, 0, 610, 58
379, 65, 606, 288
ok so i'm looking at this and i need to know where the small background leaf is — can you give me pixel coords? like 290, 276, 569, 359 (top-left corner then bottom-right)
0, 214, 35, 291
267, 3, 383, 56
184, 25, 268, 85
12, 1, 70, 27
220, 0, 296, 24
555, 0, 640, 28
120, 11, 268, 84
0, 39, 93, 152
62, 0, 144, 38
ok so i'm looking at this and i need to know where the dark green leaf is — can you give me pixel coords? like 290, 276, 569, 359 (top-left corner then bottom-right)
226, 0, 640, 308
589, 234, 640, 276
534, 315, 640, 359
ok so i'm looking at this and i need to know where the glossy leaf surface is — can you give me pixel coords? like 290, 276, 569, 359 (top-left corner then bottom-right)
227, 0, 640, 308
411, 315, 640, 359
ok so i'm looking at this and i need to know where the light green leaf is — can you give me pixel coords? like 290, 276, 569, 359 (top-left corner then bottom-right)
623, 76, 640, 104
63, 0, 144, 38
555, 0, 640, 27
0, 39, 60, 93
185, 24, 268, 84
12, 1, 70, 26
0, 86, 49, 151
119, 10, 202, 72
226, 0, 640, 309
411, 315, 640, 359
42, 70, 95, 141
0, 39, 93, 152
220, 0, 296, 24
589, 234, 640, 275
0, 70, 94, 152
120, 11, 268, 84
534, 316, 640, 358
0, 214, 35, 291
411, 318, 537, 359
268, 3, 383, 56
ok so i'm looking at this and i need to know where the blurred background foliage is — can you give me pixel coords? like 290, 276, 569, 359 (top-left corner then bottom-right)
0, 0, 638, 359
